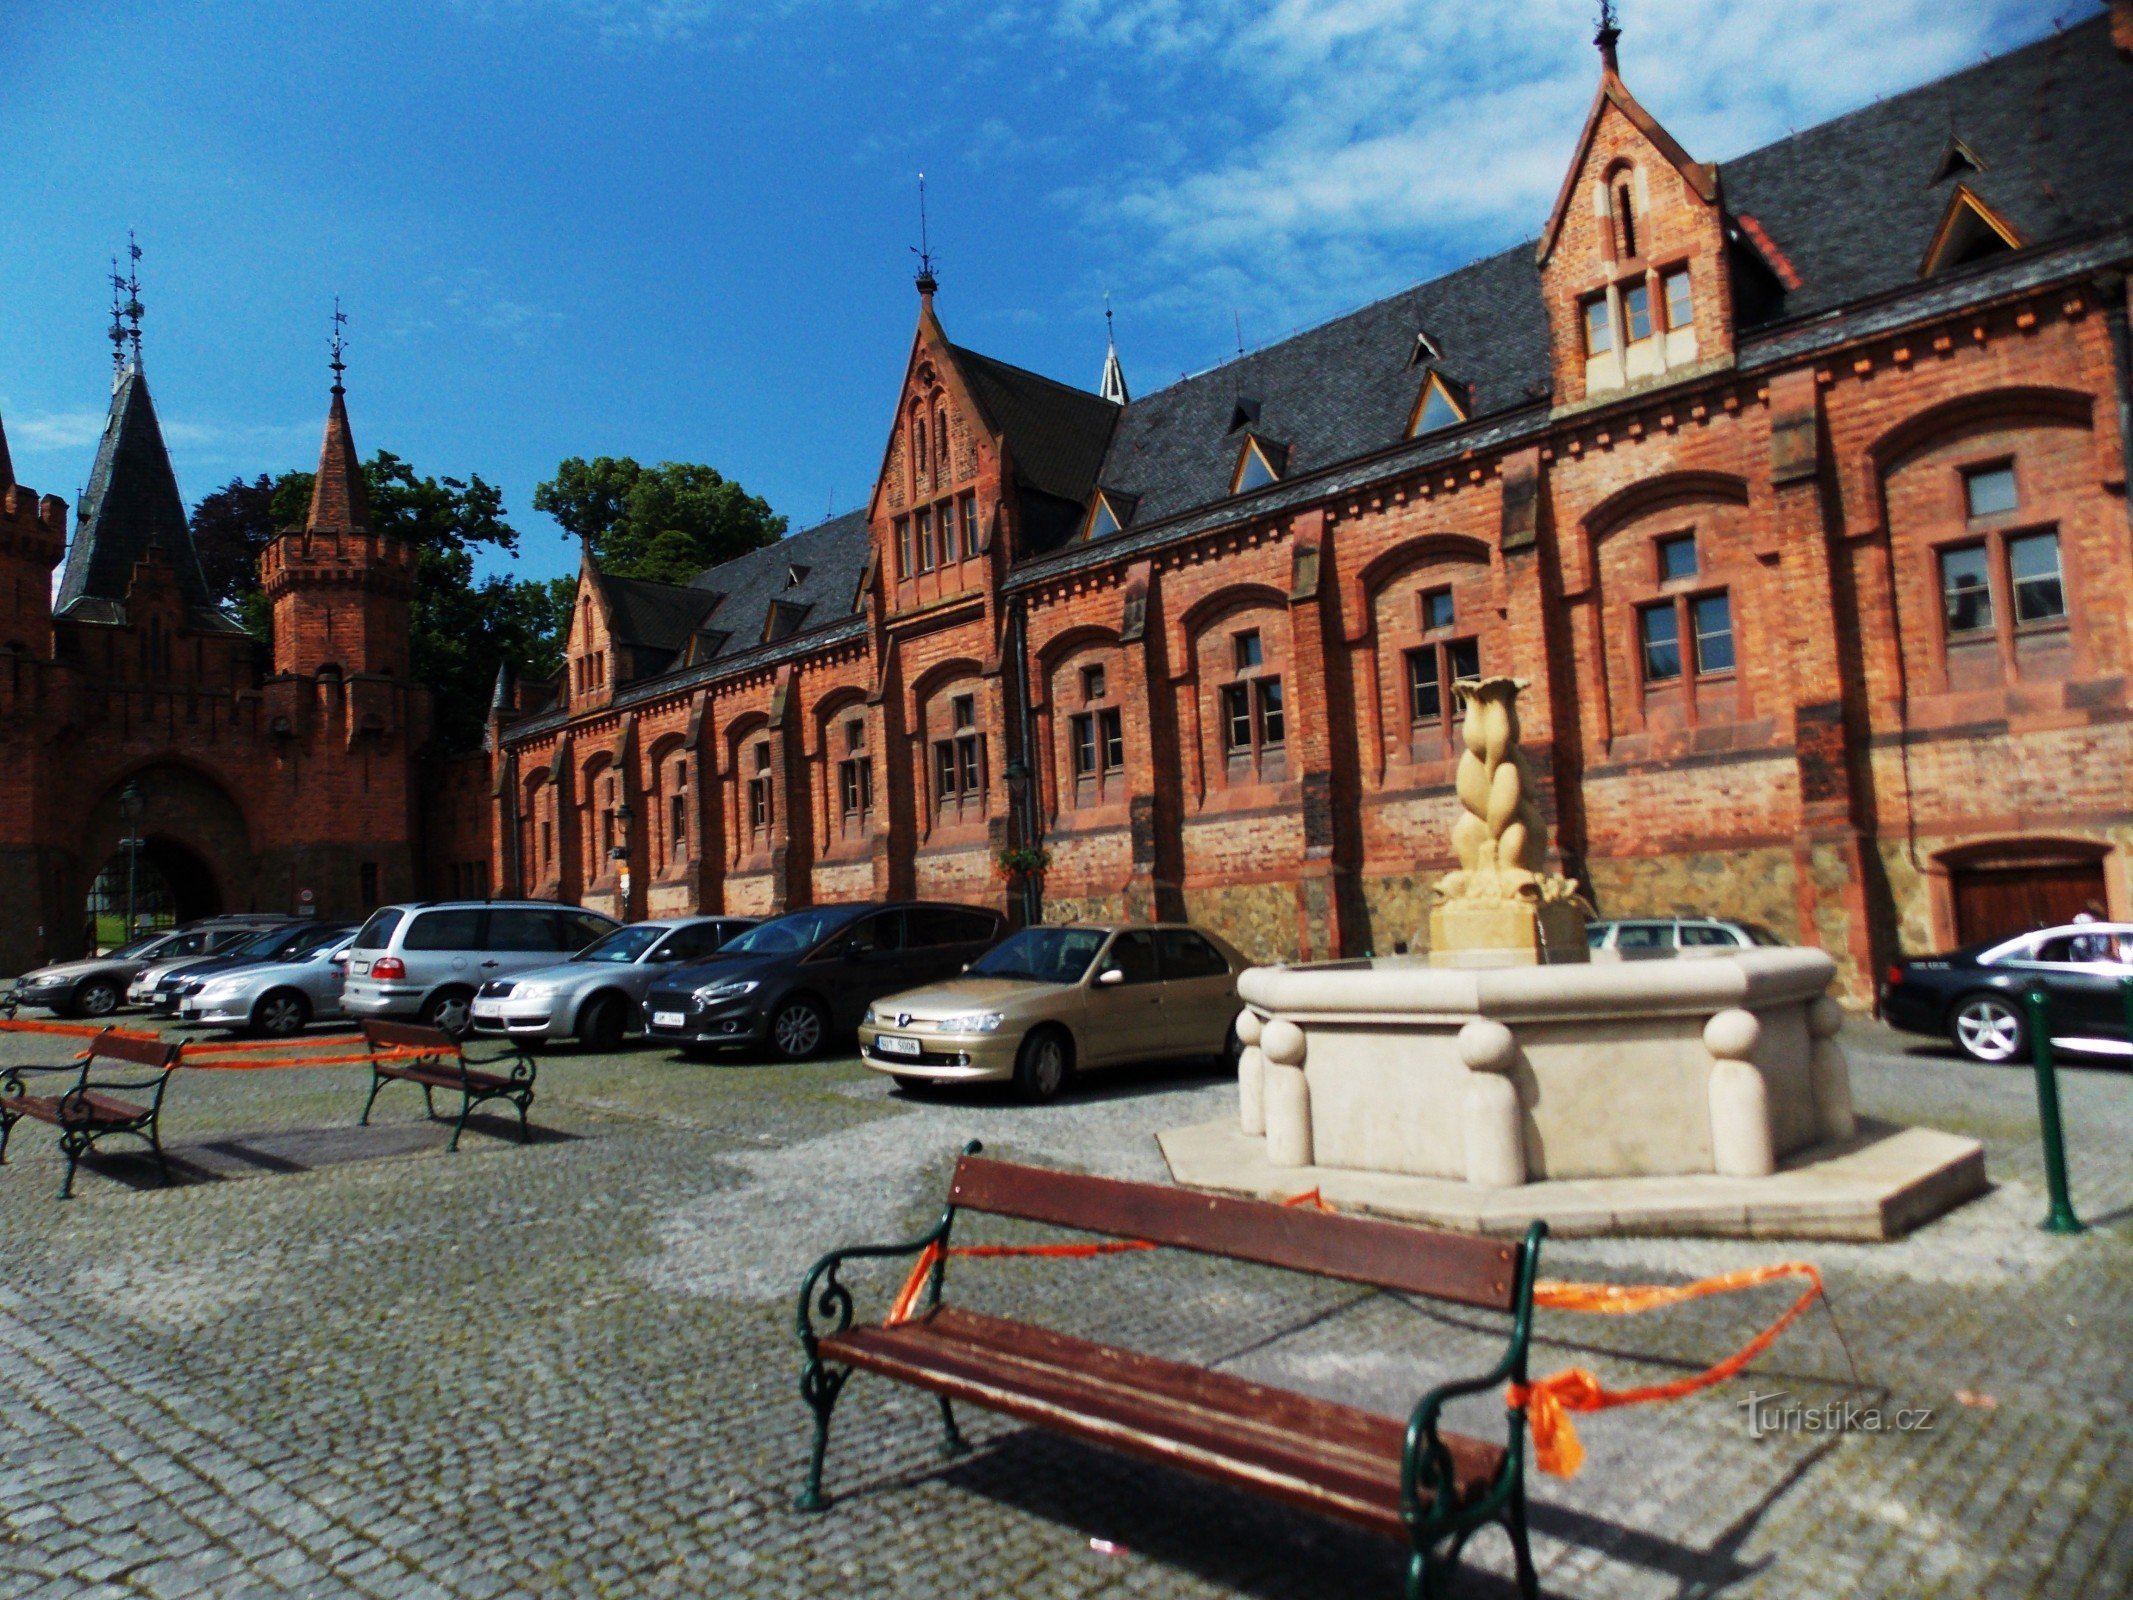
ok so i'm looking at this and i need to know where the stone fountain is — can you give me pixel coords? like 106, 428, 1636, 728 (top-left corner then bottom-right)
1160, 678, 1987, 1240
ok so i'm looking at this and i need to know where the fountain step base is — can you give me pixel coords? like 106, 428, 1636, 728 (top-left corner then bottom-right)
1156, 1117, 1986, 1241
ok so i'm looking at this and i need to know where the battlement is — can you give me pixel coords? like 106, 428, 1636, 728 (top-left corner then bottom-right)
0, 483, 68, 549
259, 527, 417, 598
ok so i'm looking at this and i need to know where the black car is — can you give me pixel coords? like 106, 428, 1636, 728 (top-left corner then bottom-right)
643, 901, 1006, 1060
1881, 921, 2133, 1063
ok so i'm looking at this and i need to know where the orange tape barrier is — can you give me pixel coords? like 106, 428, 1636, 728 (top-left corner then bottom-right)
1511, 1262, 1827, 1478
883, 1184, 1829, 1482
2, 1019, 427, 1073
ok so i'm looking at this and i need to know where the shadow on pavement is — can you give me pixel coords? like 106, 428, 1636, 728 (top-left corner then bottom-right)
55, 1112, 580, 1193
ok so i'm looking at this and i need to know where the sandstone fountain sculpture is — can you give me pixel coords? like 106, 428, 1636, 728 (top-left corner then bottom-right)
1161, 677, 1986, 1239
1428, 677, 1590, 965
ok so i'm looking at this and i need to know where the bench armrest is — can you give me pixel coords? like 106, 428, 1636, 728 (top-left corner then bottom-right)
2, 1063, 86, 1092
458, 1037, 535, 1083
1401, 1221, 1545, 1542
795, 1140, 979, 1352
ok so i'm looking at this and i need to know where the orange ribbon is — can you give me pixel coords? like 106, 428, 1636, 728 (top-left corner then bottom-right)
1509, 1262, 1827, 1478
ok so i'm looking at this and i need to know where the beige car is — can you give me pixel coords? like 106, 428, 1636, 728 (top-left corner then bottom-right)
858, 923, 1246, 1102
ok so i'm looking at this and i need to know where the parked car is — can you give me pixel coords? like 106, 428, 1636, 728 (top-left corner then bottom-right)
10, 922, 269, 1018
1882, 921, 2133, 1063
179, 929, 362, 1036
857, 922, 1246, 1102
340, 901, 621, 1035
470, 916, 758, 1049
1586, 917, 1787, 959
136, 919, 324, 1009
643, 901, 1006, 1061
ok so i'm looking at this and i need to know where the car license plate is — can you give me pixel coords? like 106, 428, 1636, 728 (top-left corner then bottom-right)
652, 1011, 685, 1029
472, 1001, 501, 1019
352, 960, 370, 975
877, 1035, 922, 1057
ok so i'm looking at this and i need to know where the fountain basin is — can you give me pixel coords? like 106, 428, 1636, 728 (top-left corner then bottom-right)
1233, 948, 1854, 1185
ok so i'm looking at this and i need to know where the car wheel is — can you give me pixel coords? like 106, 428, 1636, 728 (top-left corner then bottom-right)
253, 989, 310, 1038
1951, 993, 2026, 1063
769, 996, 828, 1061
1013, 1027, 1074, 1105
74, 978, 120, 1018
424, 989, 475, 1039
579, 993, 629, 1053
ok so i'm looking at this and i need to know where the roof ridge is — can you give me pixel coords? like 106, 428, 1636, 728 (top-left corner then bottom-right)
947, 342, 1108, 403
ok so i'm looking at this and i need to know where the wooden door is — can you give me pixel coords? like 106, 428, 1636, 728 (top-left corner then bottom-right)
1951, 863, 2106, 945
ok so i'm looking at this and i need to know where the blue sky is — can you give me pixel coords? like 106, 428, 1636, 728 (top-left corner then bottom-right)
0, 0, 2073, 588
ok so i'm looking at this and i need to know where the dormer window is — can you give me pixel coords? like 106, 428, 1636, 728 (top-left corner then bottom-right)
1227, 398, 1261, 433
1612, 177, 1639, 260
1922, 185, 2020, 276
785, 565, 809, 589
1663, 268, 1693, 331
1408, 331, 1441, 368
1233, 436, 1282, 494
1930, 136, 1984, 185
1623, 282, 1654, 343
1087, 494, 1122, 540
1409, 371, 1468, 438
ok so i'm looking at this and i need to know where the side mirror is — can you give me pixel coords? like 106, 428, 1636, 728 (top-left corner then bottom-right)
1098, 968, 1125, 986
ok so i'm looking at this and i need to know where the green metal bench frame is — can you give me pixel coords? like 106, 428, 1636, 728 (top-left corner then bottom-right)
795, 1141, 1546, 1600
358, 1020, 536, 1151
0, 1029, 185, 1199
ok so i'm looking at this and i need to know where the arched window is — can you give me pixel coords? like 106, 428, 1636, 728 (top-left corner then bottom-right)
1611, 172, 1639, 260
913, 417, 929, 495
934, 404, 949, 486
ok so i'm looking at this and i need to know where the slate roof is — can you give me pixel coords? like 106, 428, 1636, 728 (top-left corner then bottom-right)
1720, 18, 2133, 325
1077, 15, 2131, 545
1094, 245, 1553, 530
947, 345, 1121, 551
55, 366, 242, 632
678, 508, 872, 664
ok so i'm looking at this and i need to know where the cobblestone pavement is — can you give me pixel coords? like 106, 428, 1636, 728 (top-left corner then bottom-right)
0, 1015, 2127, 1599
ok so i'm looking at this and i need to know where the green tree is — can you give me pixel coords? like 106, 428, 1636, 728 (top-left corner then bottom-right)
534, 455, 785, 585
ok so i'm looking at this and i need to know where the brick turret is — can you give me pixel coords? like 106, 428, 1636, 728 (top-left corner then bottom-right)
0, 411, 68, 657
259, 378, 414, 678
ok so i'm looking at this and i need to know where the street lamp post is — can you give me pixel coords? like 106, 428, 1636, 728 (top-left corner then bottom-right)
118, 782, 145, 944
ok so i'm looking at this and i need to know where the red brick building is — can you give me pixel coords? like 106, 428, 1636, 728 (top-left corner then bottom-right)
0, 350, 440, 975
6, 15, 2132, 1003
489, 16, 2133, 1003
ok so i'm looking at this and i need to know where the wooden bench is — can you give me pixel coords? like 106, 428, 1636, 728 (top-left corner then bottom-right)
795, 1144, 1546, 1599
359, 1020, 536, 1151
0, 1030, 184, 1199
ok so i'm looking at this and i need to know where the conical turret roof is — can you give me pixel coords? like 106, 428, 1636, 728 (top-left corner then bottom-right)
305, 383, 370, 531
55, 365, 237, 629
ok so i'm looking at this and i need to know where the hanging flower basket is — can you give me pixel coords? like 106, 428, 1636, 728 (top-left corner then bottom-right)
995, 845, 1052, 884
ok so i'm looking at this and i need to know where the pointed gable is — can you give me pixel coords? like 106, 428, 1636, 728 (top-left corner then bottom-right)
55, 367, 232, 629
1537, 67, 1718, 269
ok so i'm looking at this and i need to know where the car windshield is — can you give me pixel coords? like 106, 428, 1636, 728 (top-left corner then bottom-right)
720, 907, 859, 956
969, 927, 1111, 984
574, 925, 667, 964
110, 934, 173, 959
231, 926, 301, 958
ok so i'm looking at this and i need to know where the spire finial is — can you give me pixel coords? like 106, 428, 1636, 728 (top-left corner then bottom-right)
912, 172, 937, 298
108, 257, 128, 381
1099, 290, 1130, 405
329, 296, 348, 394
1595, 0, 1621, 74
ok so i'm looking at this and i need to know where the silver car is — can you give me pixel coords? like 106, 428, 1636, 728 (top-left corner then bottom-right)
132, 921, 308, 1006
179, 931, 360, 1036
471, 917, 757, 1050
341, 901, 621, 1036
13, 929, 202, 1018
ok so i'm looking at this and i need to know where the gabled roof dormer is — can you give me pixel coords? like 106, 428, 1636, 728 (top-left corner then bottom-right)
1083, 488, 1138, 541
1536, 19, 1729, 406
1408, 371, 1469, 437
1921, 183, 2021, 276
1232, 435, 1285, 494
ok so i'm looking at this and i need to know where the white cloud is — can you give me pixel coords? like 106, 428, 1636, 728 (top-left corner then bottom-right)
9, 410, 109, 451
1064, 0, 2048, 325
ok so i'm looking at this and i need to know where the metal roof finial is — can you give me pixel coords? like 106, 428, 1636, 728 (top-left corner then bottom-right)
912, 172, 938, 297
329, 296, 349, 394
118, 233, 144, 371
1595, 0, 1622, 74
